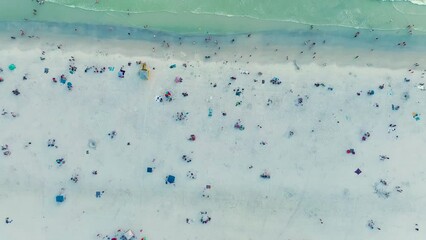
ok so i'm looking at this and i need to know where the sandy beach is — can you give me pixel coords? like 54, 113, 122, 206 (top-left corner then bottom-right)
0, 22, 425, 240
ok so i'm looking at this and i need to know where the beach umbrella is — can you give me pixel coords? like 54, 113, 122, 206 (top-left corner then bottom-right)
123, 229, 135, 240
166, 175, 175, 184
56, 195, 65, 203
355, 168, 362, 175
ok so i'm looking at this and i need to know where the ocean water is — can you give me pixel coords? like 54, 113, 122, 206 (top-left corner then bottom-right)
0, 0, 425, 34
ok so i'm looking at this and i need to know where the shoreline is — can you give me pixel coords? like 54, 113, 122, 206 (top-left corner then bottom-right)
1, 21, 425, 70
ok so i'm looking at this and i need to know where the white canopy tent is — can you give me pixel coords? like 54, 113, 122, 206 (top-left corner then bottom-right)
122, 229, 135, 240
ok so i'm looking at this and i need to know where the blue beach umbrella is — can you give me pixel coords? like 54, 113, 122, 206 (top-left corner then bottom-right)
56, 195, 65, 203
166, 175, 175, 184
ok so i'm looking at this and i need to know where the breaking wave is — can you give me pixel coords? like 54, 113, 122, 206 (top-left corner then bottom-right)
381, 0, 426, 6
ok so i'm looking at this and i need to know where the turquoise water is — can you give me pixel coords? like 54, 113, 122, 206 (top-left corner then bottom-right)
0, 0, 426, 34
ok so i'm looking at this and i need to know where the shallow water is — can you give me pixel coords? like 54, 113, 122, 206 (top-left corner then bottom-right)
1, 0, 426, 34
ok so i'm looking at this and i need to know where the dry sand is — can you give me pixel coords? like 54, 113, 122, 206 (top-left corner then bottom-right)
0, 23, 425, 240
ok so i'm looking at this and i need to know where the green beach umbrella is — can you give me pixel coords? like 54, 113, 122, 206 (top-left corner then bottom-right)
8, 64, 16, 71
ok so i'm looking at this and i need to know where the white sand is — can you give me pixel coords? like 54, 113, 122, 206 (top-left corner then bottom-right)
0, 24, 425, 240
